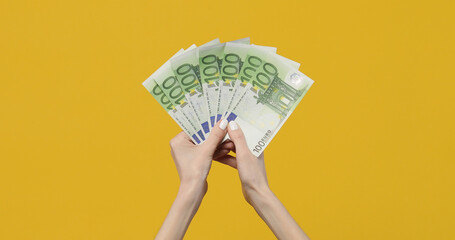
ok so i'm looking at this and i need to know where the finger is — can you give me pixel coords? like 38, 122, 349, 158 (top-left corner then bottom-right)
170, 132, 195, 147
202, 118, 228, 151
213, 148, 230, 159
226, 121, 250, 155
217, 140, 235, 151
170, 132, 186, 146
213, 155, 237, 169
173, 131, 192, 142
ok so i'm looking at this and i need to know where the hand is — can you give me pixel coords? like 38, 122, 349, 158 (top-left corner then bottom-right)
155, 119, 231, 240
169, 119, 231, 191
214, 121, 270, 204
215, 121, 310, 240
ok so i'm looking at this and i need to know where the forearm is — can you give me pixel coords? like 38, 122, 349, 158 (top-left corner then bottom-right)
155, 182, 206, 240
248, 188, 310, 240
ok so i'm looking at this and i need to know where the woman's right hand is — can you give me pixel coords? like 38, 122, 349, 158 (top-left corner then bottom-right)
215, 120, 310, 240
214, 121, 271, 205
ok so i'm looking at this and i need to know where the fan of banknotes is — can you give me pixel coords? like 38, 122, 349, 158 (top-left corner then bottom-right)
142, 38, 314, 156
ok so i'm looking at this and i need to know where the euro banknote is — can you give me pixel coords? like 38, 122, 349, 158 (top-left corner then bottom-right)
142, 38, 314, 155
153, 46, 207, 142
199, 38, 250, 131
198, 38, 250, 129
170, 39, 220, 134
225, 47, 314, 156
143, 48, 204, 144
220, 43, 278, 118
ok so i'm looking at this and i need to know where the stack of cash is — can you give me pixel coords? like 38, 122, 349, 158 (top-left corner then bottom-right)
143, 38, 314, 156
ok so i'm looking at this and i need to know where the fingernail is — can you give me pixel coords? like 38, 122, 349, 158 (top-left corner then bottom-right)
219, 118, 228, 130
229, 121, 238, 131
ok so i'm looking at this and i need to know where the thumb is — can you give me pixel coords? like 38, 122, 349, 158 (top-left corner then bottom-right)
226, 121, 250, 156
202, 119, 228, 150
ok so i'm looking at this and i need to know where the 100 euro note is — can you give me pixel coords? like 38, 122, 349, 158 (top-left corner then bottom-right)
170, 39, 220, 135
154, 47, 207, 142
142, 49, 204, 144
143, 78, 204, 144
225, 47, 314, 156
225, 45, 300, 118
198, 38, 251, 125
220, 43, 277, 118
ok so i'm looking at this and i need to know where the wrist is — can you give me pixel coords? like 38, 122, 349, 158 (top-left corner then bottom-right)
244, 185, 274, 206
247, 187, 279, 218
178, 180, 207, 202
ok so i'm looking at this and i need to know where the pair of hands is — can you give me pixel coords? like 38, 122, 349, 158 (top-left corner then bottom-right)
169, 119, 268, 204
159, 119, 309, 240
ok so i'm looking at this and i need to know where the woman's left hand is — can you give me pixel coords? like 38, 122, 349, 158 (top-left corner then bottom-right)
155, 119, 232, 240
170, 119, 231, 191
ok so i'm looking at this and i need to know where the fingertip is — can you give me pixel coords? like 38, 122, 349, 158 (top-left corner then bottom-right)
203, 119, 228, 149
226, 121, 251, 154
227, 120, 244, 139
228, 121, 239, 131
219, 118, 228, 130
213, 119, 228, 137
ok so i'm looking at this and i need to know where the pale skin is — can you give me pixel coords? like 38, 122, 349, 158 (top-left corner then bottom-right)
155, 119, 310, 240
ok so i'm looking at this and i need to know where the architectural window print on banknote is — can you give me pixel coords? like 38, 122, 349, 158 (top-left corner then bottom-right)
224, 47, 313, 156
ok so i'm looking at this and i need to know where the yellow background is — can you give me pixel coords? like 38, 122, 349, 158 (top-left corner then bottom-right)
1, 0, 454, 239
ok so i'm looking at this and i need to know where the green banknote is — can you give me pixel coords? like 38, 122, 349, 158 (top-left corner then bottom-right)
225, 47, 314, 156
198, 38, 250, 128
220, 43, 277, 118
144, 78, 204, 144
170, 39, 220, 134
154, 46, 207, 142
142, 49, 204, 144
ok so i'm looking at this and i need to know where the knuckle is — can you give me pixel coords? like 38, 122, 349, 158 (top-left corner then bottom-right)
169, 137, 178, 148
211, 129, 224, 140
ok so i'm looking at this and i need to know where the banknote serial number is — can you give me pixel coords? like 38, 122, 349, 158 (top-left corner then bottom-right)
252, 130, 272, 153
